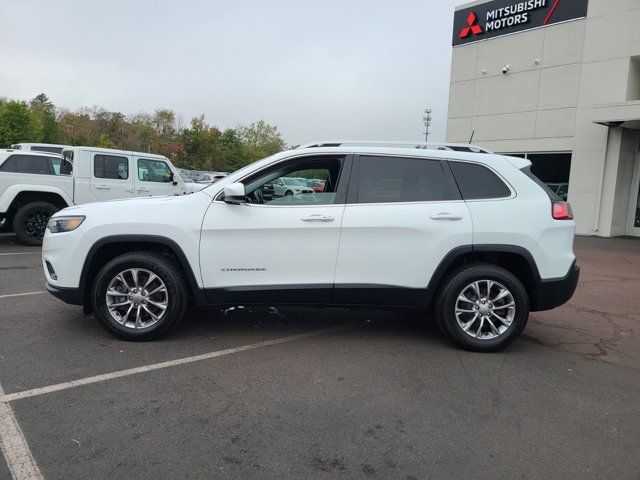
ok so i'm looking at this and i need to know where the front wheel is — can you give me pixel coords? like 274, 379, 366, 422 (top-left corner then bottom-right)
435, 265, 529, 352
91, 251, 189, 340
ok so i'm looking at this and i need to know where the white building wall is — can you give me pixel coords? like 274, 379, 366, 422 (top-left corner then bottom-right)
447, 0, 640, 236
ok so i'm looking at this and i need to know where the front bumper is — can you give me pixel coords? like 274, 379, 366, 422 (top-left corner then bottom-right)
46, 283, 83, 306
532, 261, 580, 311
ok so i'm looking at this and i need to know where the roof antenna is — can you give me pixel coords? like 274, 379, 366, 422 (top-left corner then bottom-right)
469, 130, 475, 144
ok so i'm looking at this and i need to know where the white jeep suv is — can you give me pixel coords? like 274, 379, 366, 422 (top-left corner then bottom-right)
42, 142, 579, 352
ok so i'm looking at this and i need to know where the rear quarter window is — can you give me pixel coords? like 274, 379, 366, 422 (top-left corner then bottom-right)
520, 165, 559, 201
449, 161, 511, 200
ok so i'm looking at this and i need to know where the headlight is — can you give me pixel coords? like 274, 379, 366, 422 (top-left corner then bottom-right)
47, 216, 85, 233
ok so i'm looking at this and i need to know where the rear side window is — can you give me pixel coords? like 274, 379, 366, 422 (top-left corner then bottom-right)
94, 154, 129, 180
356, 156, 445, 203
449, 162, 511, 200
0, 154, 54, 174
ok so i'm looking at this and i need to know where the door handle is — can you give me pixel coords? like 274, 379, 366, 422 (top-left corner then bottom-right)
137, 187, 150, 192
96, 185, 110, 190
301, 214, 334, 222
430, 212, 463, 221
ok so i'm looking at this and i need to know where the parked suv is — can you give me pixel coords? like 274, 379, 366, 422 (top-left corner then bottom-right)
42, 142, 579, 351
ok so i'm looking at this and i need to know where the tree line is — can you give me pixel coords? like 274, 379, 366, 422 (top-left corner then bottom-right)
0, 93, 287, 172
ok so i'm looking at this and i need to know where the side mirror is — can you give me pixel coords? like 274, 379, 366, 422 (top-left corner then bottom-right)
223, 182, 246, 205
168, 172, 178, 185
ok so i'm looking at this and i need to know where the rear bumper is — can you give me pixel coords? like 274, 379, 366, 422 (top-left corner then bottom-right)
46, 283, 83, 306
532, 261, 580, 311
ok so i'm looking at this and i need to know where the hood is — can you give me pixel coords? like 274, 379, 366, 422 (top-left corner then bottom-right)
56, 191, 207, 216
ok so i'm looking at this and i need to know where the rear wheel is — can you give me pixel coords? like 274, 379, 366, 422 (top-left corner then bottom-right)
13, 201, 59, 246
91, 251, 189, 340
435, 264, 529, 352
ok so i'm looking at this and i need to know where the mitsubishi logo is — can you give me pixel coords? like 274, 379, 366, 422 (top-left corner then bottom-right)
459, 11, 483, 38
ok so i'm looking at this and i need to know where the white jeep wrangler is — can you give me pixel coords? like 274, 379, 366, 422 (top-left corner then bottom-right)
0, 146, 189, 244
42, 141, 579, 351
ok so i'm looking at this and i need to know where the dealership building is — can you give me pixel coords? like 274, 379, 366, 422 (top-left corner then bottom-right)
446, 0, 640, 237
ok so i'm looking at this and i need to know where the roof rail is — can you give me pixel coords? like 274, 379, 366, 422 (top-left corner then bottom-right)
298, 140, 493, 154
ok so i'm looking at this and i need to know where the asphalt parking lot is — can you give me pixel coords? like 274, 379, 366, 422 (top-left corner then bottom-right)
0, 233, 639, 480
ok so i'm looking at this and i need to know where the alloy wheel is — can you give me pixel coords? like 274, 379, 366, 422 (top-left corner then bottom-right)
455, 280, 515, 340
105, 268, 168, 329
23, 210, 51, 240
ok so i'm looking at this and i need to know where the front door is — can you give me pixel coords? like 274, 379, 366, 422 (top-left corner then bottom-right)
134, 156, 179, 197
334, 154, 472, 305
199, 154, 351, 303
90, 152, 134, 201
628, 149, 640, 236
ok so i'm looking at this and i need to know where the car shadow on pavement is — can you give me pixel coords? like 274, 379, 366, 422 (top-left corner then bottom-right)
171, 305, 477, 352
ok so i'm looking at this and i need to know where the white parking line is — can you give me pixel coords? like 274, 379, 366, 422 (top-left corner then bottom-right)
0, 383, 43, 480
0, 324, 355, 405
0, 252, 40, 256
0, 292, 45, 300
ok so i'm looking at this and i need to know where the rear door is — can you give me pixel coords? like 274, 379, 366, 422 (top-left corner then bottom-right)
134, 156, 179, 197
333, 154, 472, 305
90, 153, 134, 201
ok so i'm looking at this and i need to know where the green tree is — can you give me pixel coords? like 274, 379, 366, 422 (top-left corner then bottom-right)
181, 115, 221, 170
0, 100, 32, 147
240, 120, 286, 163
31, 93, 54, 111
98, 133, 115, 148
219, 128, 245, 172
29, 93, 59, 143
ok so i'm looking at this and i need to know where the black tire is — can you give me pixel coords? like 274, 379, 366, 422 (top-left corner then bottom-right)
285, 190, 293, 196
0, 217, 9, 233
435, 264, 529, 352
91, 251, 189, 341
13, 201, 59, 246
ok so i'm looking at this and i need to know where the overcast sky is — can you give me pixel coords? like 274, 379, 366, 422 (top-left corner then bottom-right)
0, 0, 462, 146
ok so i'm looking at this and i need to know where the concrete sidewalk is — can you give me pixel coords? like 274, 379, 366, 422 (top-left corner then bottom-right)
527, 236, 640, 370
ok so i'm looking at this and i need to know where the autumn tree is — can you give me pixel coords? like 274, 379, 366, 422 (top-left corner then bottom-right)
0, 94, 287, 170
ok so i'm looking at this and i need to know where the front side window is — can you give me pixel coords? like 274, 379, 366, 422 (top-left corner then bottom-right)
138, 159, 173, 183
94, 154, 129, 180
240, 156, 344, 206
449, 162, 511, 200
0, 154, 54, 175
356, 155, 445, 203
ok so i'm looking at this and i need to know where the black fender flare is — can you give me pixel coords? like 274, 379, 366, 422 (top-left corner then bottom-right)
79, 234, 205, 309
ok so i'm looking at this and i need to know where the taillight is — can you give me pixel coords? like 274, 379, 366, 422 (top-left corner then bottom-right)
552, 201, 573, 220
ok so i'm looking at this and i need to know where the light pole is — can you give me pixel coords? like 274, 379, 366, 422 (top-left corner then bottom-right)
423, 108, 432, 143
